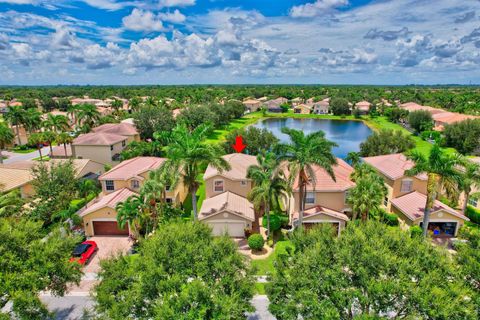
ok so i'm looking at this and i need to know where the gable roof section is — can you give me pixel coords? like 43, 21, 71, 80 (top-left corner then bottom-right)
78, 188, 138, 217
363, 153, 427, 181
199, 191, 255, 221
0, 168, 33, 191
295, 205, 349, 222
73, 132, 126, 146
291, 158, 355, 191
92, 123, 138, 136
99, 156, 166, 181
203, 153, 258, 181
391, 191, 468, 222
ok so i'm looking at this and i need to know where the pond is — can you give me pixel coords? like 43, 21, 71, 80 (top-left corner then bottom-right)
253, 118, 372, 159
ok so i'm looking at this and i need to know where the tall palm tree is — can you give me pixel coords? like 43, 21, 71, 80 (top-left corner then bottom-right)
67, 104, 80, 127
43, 114, 69, 133
116, 195, 145, 240
4, 105, 26, 145
406, 145, 463, 237
275, 128, 337, 225
42, 131, 57, 157
23, 108, 42, 135
77, 104, 100, 129
0, 122, 14, 164
140, 168, 172, 230
458, 159, 480, 214
28, 132, 45, 160
347, 163, 387, 221
56, 132, 73, 157
247, 152, 288, 239
160, 124, 230, 221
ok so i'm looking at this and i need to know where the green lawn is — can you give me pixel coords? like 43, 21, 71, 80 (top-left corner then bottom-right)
183, 174, 206, 218
11, 147, 37, 154
251, 240, 294, 275
254, 282, 266, 295
32, 155, 50, 161
205, 112, 264, 144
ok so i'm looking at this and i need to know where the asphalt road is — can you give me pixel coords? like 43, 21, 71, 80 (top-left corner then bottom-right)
3, 146, 51, 164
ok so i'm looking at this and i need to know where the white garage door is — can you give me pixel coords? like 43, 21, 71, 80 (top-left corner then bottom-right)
209, 222, 245, 237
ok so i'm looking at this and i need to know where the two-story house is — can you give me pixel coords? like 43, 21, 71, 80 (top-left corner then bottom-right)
78, 157, 188, 237
287, 158, 353, 234
363, 153, 469, 237
312, 98, 330, 114
199, 153, 258, 237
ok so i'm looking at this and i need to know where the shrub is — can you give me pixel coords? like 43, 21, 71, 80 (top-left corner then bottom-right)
248, 234, 265, 251
420, 130, 442, 143
262, 214, 282, 231
410, 225, 423, 238
382, 212, 399, 226
465, 205, 480, 225
408, 110, 433, 133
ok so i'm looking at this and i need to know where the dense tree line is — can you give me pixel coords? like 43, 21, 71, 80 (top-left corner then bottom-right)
2, 85, 480, 115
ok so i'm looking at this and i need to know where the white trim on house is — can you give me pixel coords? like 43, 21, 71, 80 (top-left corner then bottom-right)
213, 179, 224, 193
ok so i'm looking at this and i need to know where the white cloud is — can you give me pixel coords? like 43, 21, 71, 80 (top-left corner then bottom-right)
290, 0, 348, 18
81, 0, 126, 10
122, 8, 164, 31
159, 9, 186, 23
158, 0, 195, 8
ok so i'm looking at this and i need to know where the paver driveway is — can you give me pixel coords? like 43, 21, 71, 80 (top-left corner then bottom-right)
83, 236, 132, 273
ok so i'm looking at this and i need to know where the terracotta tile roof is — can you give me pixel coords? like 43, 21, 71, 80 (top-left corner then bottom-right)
363, 153, 427, 181
391, 191, 468, 222
99, 156, 166, 181
293, 205, 349, 222
243, 99, 261, 104
399, 102, 444, 114
0, 168, 33, 191
0, 159, 100, 179
432, 112, 478, 125
73, 132, 126, 146
92, 123, 138, 136
203, 153, 258, 181
199, 191, 255, 221
78, 188, 138, 217
290, 158, 355, 191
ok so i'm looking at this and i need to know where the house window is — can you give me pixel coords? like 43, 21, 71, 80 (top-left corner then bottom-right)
131, 180, 140, 189
165, 185, 171, 191
468, 197, 478, 207
305, 192, 315, 204
166, 198, 173, 204
105, 180, 114, 191
400, 179, 413, 193
344, 190, 350, 204
214, 180, 224, 192
110, 145, 114, 151
241, 180, 247, 186
122, 140, 126, 147
383, 196, 389, 207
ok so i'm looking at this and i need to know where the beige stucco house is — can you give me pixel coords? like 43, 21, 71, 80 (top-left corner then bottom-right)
288, 158, 354, 231
78, 157, 188, 236
293, 104, 312, 114
312, 99, 330, 114
243, 99, 262, 113
364, 153, 468, 237
92, 123, 140, 143
201, 153, 259, 237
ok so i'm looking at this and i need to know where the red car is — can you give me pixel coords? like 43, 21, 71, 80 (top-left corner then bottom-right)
70, 240, 98, 265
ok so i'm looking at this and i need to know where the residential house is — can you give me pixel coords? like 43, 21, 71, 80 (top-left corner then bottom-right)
263, 98, 286, 113
312, 99, 330, 114
50, 144, 72, 159
354, 101, 372, 114
79, 156, 188, 237
72, 132, 128, 165
0, 159, 104, 198
92, 123, 140, 143
291, 97, 303, 106
200, 153, 259, 237
243, 99, 262, 113
287, 158, 354, 234
293, 104, 312, 114
363, 153, 468, 236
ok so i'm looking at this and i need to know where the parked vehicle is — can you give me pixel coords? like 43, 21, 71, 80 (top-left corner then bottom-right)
70, 240, 97, 265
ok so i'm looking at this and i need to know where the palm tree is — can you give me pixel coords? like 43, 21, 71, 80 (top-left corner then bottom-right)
247, 152, 289, 239
458, 159, 480, 214
347, 163, 387, 221
56, 132, 73, 157
4, 105, 26, 145
275, 128, 337, 225
28, 132, 45, 160
77, 104, 100, 129
67, 104, 80, 127
140, 168, 172, 230
116, 195, 144, 240
43, 114, 69, 133
0, 122, 14, 164
406, 145, 463, 237
346, 151, 361, 166
160, 124, 230, 221
42, 131, 57, 157
23, 108, 42, 135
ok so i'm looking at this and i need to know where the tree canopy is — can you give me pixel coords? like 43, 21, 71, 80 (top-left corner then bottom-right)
267, 221, 476, 319
443, 119, 480, 155
359, 129, 415, 156
94, 221, 254, 319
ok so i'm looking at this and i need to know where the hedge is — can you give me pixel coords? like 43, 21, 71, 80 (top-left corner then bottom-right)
410, 225, 423, 238
262, 214, 282, 231
465, 205, 480, 225
247, 234, 264, 251
382, 212, 399, 226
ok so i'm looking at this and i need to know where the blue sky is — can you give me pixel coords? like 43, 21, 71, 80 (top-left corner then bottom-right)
0, 0, 480, 85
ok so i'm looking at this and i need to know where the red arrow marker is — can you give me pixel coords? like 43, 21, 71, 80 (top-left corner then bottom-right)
232, 135, 246, 153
